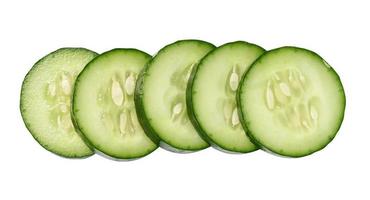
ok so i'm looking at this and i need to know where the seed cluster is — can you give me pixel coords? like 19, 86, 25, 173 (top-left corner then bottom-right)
265, 69, 319, 131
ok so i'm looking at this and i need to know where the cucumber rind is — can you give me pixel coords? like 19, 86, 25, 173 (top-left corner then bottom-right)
134, 39, 215, 152
187, 41, 264, 153
20, 48, 97, 158
72, 48, 159, 160
134, 65, 161, 144
237, 46, 346, 157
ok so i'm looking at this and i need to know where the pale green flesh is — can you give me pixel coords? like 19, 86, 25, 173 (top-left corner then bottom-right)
191, 42, 264, 152
20, 48, 97, 157
239, 47, 345, 157
73, 49, 157, 159
142, 41, 214, 150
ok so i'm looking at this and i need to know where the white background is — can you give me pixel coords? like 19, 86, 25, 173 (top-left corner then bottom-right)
1, 0, 369, 199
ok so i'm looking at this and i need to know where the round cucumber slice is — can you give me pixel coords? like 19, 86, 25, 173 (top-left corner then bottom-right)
238, 47, 345, 157
72, 49, 158, 159
187, 41, 265, 153
20, 48, 97, 158
135, 40, 215, 151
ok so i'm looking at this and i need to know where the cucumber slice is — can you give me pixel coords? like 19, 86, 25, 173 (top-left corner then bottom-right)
72, 49, 158, 159
135, 40, 215, 151
238, 47, 345, 157
20, 48, 97, 158
187, 41, 265, 153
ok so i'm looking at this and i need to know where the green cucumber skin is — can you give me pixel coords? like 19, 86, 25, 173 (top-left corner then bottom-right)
236, 46, 346, 158
70, 98, 97, 153
186, 63, 219, 151
186, 41, 264, 153
20, 48, 98, 158
72, 48, 159, 160
134, 39, 215, 152
134, 66, 161, 145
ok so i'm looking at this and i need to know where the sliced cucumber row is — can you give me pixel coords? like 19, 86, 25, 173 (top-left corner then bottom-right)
21, 41, 345, 159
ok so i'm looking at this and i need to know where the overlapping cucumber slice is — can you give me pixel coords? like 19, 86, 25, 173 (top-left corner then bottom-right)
72, 49, 158, 159
20, 48, 97, 158
135, 40, 215, 151
237, 47, 345, 157
187, 41, 265, 153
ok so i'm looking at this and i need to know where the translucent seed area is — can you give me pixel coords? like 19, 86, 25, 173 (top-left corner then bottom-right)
264, 69, 320, 132
222, 65, 241, 128
98, 71, 138, 136
46, 71, 75, 134
166, 63, 196, 124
